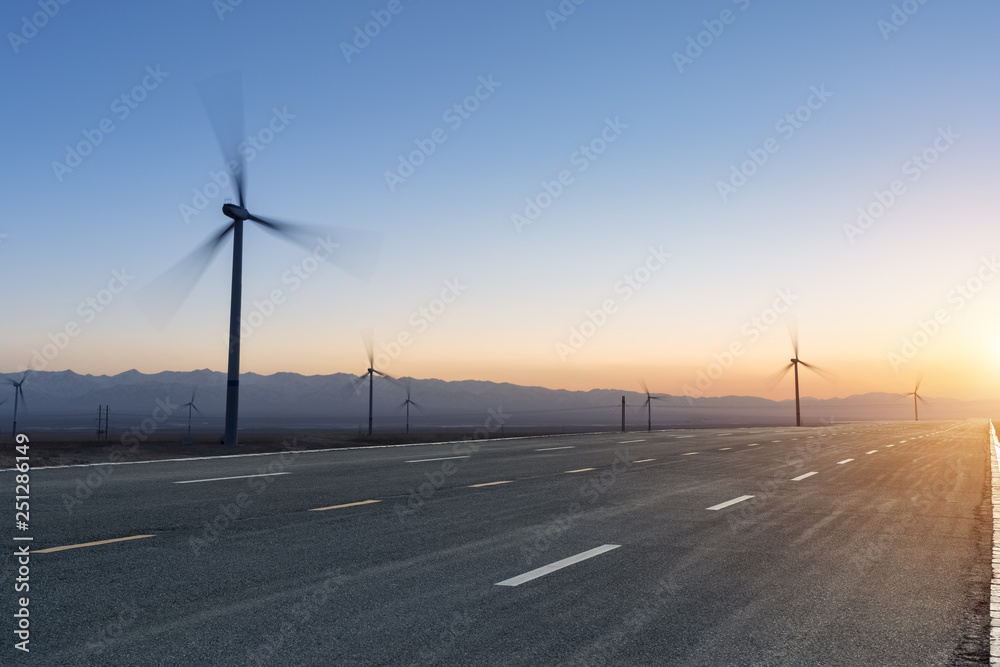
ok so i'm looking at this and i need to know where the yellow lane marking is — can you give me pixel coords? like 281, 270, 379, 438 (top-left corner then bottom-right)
309, 500, 381, 511
34, 534, 155, 554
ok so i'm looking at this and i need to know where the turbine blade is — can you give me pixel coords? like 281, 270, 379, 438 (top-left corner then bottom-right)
916, 393, 929, 406
915, 373, 924, 393
349, 373, 369, 394
393, 377, 412, 400
196, 71, 246, 207
766, 363, 795, 389
361, 329, 375, 367
192, 405, 204, 416
135, 223, 235, 328
247, 214, 381, 282
788, 321, 799, 358
798, 360, 837, 383
638, 379, 650, 397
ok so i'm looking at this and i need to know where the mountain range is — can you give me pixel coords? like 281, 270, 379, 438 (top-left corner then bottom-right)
0, 369, 992, 435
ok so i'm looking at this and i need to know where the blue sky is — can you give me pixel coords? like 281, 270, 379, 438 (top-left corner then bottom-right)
2, 0, 998, 400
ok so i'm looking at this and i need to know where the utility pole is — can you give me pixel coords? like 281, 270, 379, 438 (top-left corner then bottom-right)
621, 396, 626, 432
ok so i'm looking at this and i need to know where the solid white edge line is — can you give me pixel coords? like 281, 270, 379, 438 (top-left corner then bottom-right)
791, 472, 818, 481
406, 456, 470, 463
707, 495, 754, 511
174, 472, 291, 484
496, 544, 621, 586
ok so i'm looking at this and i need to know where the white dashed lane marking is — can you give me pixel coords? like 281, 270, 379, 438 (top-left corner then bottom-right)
707, 495, 754, 511
495, 545, 621, 587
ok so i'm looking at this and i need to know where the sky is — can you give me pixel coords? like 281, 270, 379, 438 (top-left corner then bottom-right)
2, 0, 998, 402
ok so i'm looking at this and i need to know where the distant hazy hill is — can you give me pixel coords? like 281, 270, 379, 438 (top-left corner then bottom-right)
0, 369, 993, 434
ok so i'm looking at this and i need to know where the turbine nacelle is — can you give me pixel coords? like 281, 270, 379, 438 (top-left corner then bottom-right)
222, 203, 250, 221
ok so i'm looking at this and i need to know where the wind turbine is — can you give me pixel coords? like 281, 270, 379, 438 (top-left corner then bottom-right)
180, 387, 203, 443
767, 330, 834, 427
902, 374, 927, 421
353, 331, 393, 436
138, 72, 380, 446
639, 380, 662, 432
7, 372, 27, 437
397, 379, 422, 434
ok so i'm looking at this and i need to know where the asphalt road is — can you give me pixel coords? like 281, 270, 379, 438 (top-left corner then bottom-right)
0, 419, 991, 666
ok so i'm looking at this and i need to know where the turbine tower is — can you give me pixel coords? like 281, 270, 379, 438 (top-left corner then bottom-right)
639, 380, 662, 432
903, 374, 927, 421
354, 331, 392, 436
7, 372, 27, 437
180, 387, 203, 443
398, 379, 421, 435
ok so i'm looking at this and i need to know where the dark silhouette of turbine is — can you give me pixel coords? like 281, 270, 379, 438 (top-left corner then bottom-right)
639, 380, 662, 432
901, 374, 927, 421
138, 72, 380, 446
767, 328, 835, 427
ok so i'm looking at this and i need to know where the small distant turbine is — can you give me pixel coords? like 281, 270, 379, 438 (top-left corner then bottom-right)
902, 374, 927, 422
180, 387, 203, 442
767, 329, 834, 427
7, 372, 27, 437
397, 379, 422, 434
639, 380, 663, 432
353, 331, 393, 436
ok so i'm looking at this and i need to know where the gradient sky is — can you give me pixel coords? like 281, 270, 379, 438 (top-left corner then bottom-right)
2, 0, 998, 402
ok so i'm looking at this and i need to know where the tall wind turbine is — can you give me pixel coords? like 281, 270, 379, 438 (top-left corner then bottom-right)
354, 331, 392, 436
138, 72, 380, 446
902, 374, 927, 421
180, 387, 203, 442
639, 380, 662, 432
7, 372, 27, 437
768, 330, 834, 427
398, 379, 422, 435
